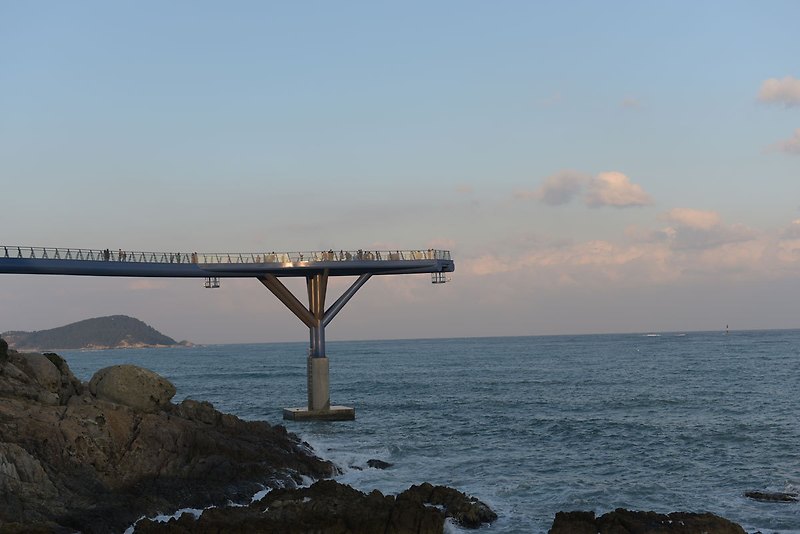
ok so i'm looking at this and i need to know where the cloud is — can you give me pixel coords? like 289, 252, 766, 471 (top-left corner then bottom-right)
758, 76, 800, 107
128, 280, 168, 290
462, 239, 676, 287
519, 170, 652, 209
621, 97, 640, 109
663, 208, 720, 230
585, 172, 653, 208
459, 213, 800, 299
668, 224, 755, 251
517, 170, 588, 205
781, 219, 800, 239
770, 128, 800, 155
625, 225, 673, 244
626, 208, 757, 251
539, 91, 563, 107
655, 208, 756, 250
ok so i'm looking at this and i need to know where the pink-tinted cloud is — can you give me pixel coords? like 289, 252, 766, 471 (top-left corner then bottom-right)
663, 208, 720, 230
462, 239, 676, 288
520, 170, 652, 208
585, 172, 653, 208
539, 91, 563, 107
659, 208, 755, 250
128, 280, 169, 290
758, 76, 800, 107
517, 170, 589, 205
669, 223, 756, 251
460, 212, 800, 298
781, 219, 800, 239
621, 97, 641, 109
770, 128, 800, 155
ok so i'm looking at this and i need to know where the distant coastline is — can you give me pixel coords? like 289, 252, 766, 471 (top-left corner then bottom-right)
71, 341, 195, 351
2, 315, 191, 352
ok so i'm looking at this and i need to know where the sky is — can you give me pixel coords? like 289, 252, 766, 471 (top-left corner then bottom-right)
1, 1, 800, 344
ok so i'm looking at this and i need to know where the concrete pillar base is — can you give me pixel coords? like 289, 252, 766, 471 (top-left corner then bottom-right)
308, 356, 330, 411
283, 406, 355, 421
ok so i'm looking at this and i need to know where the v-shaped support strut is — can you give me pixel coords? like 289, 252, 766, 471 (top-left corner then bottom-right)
258, 271, 371, 420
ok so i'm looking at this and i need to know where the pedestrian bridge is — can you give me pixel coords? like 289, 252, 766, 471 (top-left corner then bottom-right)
0, 245, 454, 421
0, 245, 452, 280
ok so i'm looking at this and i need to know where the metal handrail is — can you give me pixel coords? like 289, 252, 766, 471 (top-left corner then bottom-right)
0, 246, 451, 265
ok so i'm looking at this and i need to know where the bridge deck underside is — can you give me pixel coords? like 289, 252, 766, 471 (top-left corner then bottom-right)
0, 258, 454, 278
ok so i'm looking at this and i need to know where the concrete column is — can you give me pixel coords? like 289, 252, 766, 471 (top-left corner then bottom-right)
285, 353, 352, 419
307, 355, 330, 411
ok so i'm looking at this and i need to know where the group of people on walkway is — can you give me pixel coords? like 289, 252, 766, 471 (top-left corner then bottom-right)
1, 247, 442, 264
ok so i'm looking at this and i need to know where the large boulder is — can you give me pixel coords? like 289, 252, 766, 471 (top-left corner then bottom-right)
549, 509, 746, 534
13, 353, 60, 394
89, 364, 176, 413
0, 351, 82, 406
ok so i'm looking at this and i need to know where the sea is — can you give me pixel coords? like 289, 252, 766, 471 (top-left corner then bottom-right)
61, 331, 799, 533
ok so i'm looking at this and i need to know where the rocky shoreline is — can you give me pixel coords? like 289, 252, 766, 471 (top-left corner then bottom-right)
0, 338, 764, 533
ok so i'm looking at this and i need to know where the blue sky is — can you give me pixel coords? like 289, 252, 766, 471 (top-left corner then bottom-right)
2, 2, 799, 343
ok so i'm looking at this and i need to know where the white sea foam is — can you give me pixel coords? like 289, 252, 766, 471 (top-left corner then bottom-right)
124, 507, 208, 534
251, 488, 270, 502
443, 517, 469, 533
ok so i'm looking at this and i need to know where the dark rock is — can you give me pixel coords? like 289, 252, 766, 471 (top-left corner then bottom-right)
367, 458, 393, 469
745, 490, 799, 503
0, 337, 8, 360
400, 482, 498, 528
549, 508, 747, 534
549, 511, 598, 534
134, 478, 498, 533
0, 352, 335, 533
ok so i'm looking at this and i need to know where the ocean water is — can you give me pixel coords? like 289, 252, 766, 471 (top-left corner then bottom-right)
63, 331, 799, 533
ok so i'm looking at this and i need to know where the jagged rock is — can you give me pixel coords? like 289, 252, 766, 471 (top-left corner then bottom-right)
549, 511, 596, 534
43, 352, 84, 402
89, 364, 176, 413
548, 509, 747, 534
134, 479, 498, 533
0, 337, 8, 361
0, 352, 335, 533
400, 482, 498, 528
0, 351, 73, 406
367, 458, 393, 469
745, 490, 799, 503
11, 353, 60, 393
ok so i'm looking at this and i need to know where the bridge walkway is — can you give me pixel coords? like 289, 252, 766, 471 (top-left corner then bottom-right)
0, 245, 455, 421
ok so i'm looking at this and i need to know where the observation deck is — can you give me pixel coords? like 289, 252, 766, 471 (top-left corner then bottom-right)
1, 244, 454, 421
0, 246, 453, 279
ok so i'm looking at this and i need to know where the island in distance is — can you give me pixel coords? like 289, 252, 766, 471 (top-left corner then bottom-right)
2, 315, 192, 351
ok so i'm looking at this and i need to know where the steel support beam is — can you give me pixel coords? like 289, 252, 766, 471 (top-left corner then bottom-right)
323, 273, 371, 327
259, 270, 370, 419
258, 274, 315, 328
306, 270, 328, 358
